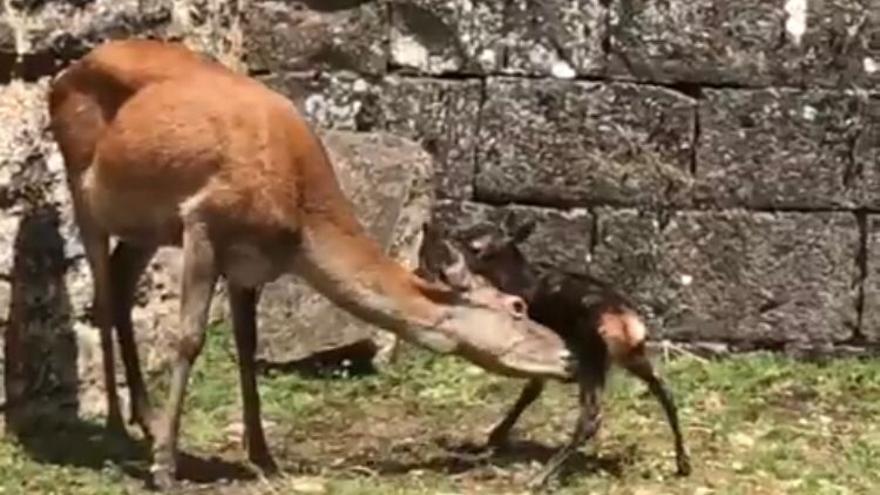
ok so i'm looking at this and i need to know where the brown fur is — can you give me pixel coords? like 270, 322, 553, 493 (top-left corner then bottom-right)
47, 39, 576, 490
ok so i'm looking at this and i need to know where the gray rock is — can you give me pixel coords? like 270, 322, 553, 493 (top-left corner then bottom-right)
388, 0, 607, 77
244, 0, 387, 76
249, 130, 434, 366
860, 215, 880, 342
475, 78, 696, 208
381, 75, 482, 199
502, 0, 606, 77
591, 209, 860, 345
0, 16, 13, 55
259, 71, 383, 132
389, 0, 504, 75
854, 96, 880, 209
695, 88, 869, 209
607, 0, 880, 89
17, 0, 172, 58
431, 200, 593, 276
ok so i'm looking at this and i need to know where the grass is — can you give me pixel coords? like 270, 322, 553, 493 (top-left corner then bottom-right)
1, 325, 880, 494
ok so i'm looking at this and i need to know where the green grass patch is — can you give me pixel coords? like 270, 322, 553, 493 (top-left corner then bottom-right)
1, 328, 879, 494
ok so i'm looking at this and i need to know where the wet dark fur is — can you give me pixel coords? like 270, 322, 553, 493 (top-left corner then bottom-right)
417, 215, 691, 488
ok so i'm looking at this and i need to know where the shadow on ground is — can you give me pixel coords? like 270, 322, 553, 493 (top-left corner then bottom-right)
10, 413, 259, 488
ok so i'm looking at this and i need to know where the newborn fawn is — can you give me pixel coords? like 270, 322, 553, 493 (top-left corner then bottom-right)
417, 214, 691, 488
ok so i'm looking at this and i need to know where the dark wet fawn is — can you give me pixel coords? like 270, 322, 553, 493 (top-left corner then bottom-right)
417, 213, 691, 488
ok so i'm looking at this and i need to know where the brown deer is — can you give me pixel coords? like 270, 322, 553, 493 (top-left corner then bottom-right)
417, 213, 691, 488
46, 39, 577, 490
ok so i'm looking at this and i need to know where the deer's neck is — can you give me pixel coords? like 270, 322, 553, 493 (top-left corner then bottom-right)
294, 218, 458, 353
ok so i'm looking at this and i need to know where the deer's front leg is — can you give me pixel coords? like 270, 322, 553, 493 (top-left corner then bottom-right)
487, 378, 544, 448
228, 283, 277, 474
150, 221, 218, 491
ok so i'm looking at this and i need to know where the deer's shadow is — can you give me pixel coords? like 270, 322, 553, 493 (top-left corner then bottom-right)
11, 414, 258, 487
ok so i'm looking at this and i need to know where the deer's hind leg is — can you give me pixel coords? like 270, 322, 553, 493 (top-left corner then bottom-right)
110, 241, 158, 439
150, 220, 218, 491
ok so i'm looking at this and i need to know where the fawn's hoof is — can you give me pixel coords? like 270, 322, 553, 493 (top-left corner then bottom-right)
249, 451, 279, 476
106, 413, 127, 437
526, 471, 554, 491
485, 428, 511, 450
676, 455, 692, 477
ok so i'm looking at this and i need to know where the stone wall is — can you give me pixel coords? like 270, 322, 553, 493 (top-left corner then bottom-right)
244, 0, 880, 356
1, 0, 879, 419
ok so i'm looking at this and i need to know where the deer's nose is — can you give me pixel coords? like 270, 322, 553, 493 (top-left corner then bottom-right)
504, 295, 528, 319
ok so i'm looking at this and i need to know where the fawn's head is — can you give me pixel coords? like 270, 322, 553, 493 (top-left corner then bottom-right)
445, 211, 542, 303
415, 221, 577, 380
421, 211, 651, 364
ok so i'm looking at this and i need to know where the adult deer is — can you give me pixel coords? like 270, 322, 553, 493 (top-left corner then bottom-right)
46, 39, 577, 490
418, 214, 690, 488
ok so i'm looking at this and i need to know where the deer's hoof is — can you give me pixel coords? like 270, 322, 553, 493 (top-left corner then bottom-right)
149, 465, 177, 492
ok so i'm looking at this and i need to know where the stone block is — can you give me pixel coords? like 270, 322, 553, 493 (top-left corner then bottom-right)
608, 0, 880, 88
502, 0, 606, 77
591, 209, 859, 345
861, 215, 880, 341
244, 0, 387, 77
17, 0, 172, 59
695, 88, 870, 209
260, 71, 383, 132
381, 76, 482, 199
475, 78, 696, 208
389, 0, 504, 74
389, 0, 607, 77
431, 200, 593, 276
854, 95, 880, 208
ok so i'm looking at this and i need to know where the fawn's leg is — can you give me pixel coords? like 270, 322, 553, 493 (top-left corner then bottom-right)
625, 354, 691, 476
529, 374, 603, 489
487, 379, 544, 447
110, 241, 158, 439
228, 283, 277, 473
150, 222, 217, 491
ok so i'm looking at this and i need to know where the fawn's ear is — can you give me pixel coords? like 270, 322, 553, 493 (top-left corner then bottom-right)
510, 217, 536, 243
439, 244, 474, 290
501, 210, 536, 244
